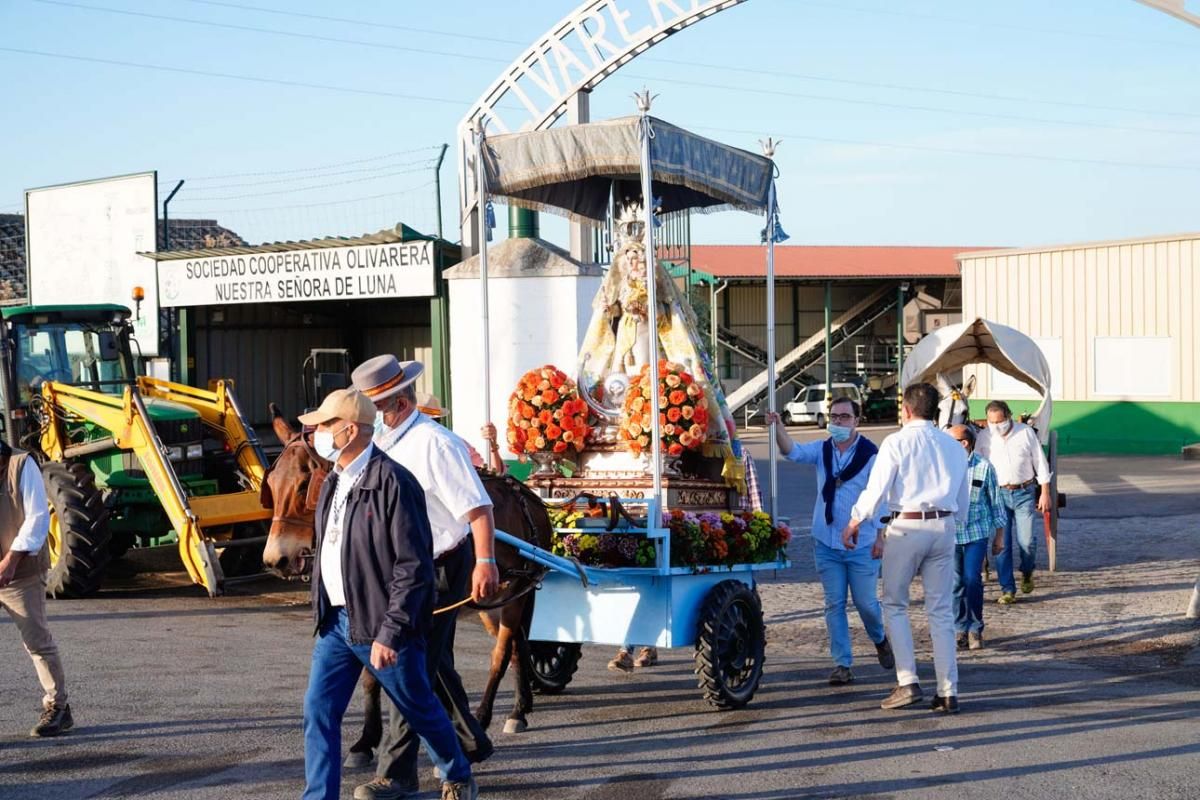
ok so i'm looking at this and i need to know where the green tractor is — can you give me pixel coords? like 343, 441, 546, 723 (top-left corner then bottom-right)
0, 304, 272, 597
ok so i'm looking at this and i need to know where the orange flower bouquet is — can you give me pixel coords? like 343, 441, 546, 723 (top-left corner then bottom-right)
507, 365, 591, 457
620, 360, 709, 457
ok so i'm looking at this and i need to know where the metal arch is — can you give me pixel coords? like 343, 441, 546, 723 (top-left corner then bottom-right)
457, 0, 748, 229
1135, 0, 1200, 27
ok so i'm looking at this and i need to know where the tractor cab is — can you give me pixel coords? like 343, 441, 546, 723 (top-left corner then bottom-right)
1, 304, 137, 446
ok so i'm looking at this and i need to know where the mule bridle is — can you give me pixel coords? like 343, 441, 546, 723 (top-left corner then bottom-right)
265, 432, 330, 578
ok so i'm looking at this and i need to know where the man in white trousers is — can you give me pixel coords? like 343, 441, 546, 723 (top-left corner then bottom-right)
841, 382, 970, 713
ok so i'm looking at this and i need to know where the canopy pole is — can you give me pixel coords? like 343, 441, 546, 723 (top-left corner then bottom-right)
761, 141, 782, 523
636, 92, 664, 514
473, 121, 493, 444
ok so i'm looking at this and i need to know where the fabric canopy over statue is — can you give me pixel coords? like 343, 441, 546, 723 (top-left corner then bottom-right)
479, 114, 777, 490
480, 115, 775, 224
900, 317, 1054, 442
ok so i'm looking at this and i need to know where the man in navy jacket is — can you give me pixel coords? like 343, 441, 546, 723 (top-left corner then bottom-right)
299, 389, 476, 800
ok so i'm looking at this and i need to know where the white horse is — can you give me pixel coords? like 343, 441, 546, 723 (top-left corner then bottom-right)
935, 373, 976, 429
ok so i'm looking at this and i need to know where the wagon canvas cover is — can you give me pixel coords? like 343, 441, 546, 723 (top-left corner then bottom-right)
900, 317, 1053, 441
480, 115, 774, 223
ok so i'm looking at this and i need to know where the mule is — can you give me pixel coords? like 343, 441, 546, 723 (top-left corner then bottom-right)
259, 404, 553, 765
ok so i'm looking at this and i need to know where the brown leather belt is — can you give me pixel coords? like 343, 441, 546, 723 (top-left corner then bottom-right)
1000, 478, 1037, 491
895, 510, 953, 520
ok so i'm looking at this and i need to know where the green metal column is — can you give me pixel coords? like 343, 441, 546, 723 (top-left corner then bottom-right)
177, 307, 192, 385
508, 206, 539, 239
430, 243, 454, 426
824, 281, 832, 402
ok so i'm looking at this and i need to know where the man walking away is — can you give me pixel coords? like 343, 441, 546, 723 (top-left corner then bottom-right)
843, 383, 969, 713
299, 389, 476, 800
947, 425, 1004, 650
976, 401, 1051, 604
767, 399, 895, 686
0, 440, 72, 737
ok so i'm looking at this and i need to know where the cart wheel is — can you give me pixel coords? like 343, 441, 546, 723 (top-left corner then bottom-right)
695, 580, 765, 709
526, 641, 582, 695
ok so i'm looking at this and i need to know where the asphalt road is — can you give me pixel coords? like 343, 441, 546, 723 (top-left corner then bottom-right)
1, 433, 1197, 799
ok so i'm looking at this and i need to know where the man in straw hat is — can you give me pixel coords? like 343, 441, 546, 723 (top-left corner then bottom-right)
297, 389, 476, 800
351, 356, 498, 800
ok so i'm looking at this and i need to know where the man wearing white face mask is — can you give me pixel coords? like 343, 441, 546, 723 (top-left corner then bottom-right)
351, 355, 497, 800
976, 401, 1051, 604
767, 397, 895, 687
299, 389, 477, 800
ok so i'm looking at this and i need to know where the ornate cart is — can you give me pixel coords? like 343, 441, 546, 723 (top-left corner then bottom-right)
469, 95, 790, 708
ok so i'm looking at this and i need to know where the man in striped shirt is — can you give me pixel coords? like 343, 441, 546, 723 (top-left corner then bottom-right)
947, 425, 1005, 651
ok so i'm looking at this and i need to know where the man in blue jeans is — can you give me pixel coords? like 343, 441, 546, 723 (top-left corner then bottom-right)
768, 398, 895, 685
297, 389, 477, 800
977, 401, 1051, 605
947, 425, 1005, 649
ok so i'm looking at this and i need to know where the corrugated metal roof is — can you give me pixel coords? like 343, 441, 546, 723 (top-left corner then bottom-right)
958, 231, 1200, 260
140, 222, 436, 261
689, 245, 994, 280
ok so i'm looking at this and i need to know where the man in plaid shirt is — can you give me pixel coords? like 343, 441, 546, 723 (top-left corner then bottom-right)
947, 425, 1005, 650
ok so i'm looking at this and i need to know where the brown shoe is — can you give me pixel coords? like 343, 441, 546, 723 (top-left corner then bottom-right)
633, 646, 659, 668
829, 666, 854, 685
880, 684, 923, 710
968, 631, 984, 650
441, 778, 478, 800
607, 649, 634, 673
931, 695, 960, 714
354, 776, 420, 800
956, 632, 969, 651
30, 703, 73, 738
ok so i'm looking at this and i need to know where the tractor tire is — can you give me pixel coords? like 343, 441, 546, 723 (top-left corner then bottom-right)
43, 462, 112, 598
694, 579, 766, 710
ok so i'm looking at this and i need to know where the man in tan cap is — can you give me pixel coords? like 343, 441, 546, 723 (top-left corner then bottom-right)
297, 389, 477, 800
350, 356, 498, 800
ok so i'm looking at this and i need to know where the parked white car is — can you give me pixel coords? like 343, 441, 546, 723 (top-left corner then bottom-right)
782, 383, 864, 428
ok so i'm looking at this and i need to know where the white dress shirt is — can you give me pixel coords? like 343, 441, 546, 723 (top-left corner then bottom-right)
851, 420, 971, 526
375, 412, 491, 558
320, 443, 373, 608
976, 421, 1051, 487
9, 459, 50, 553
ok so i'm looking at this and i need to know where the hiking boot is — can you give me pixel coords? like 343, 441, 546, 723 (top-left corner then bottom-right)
354, 776, 420, 800
931, 695, 960, 714
956, 632, 969, 651
633, 646, 659, 668
829, 666, 854, 685
441, 778, 478, 800
968, 631, 984, 650
1021, 574, 1035, 595
875, 637, 896, 670
880, 684, 923, 710
607, 649, 634, 673
997, 592, 1016, 605
30, 704, 73, 738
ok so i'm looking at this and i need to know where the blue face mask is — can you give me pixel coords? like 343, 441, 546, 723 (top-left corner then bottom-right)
828, 424, 854, 443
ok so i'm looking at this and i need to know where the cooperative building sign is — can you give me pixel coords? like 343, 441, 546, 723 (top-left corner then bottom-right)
156, 241, 435, 307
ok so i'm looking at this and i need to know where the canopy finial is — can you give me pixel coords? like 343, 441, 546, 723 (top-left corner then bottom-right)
759, 137, 781, 158
633, 89, 657, 113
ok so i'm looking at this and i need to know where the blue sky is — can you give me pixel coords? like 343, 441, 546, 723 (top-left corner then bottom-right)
2, 0, 1198, 250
